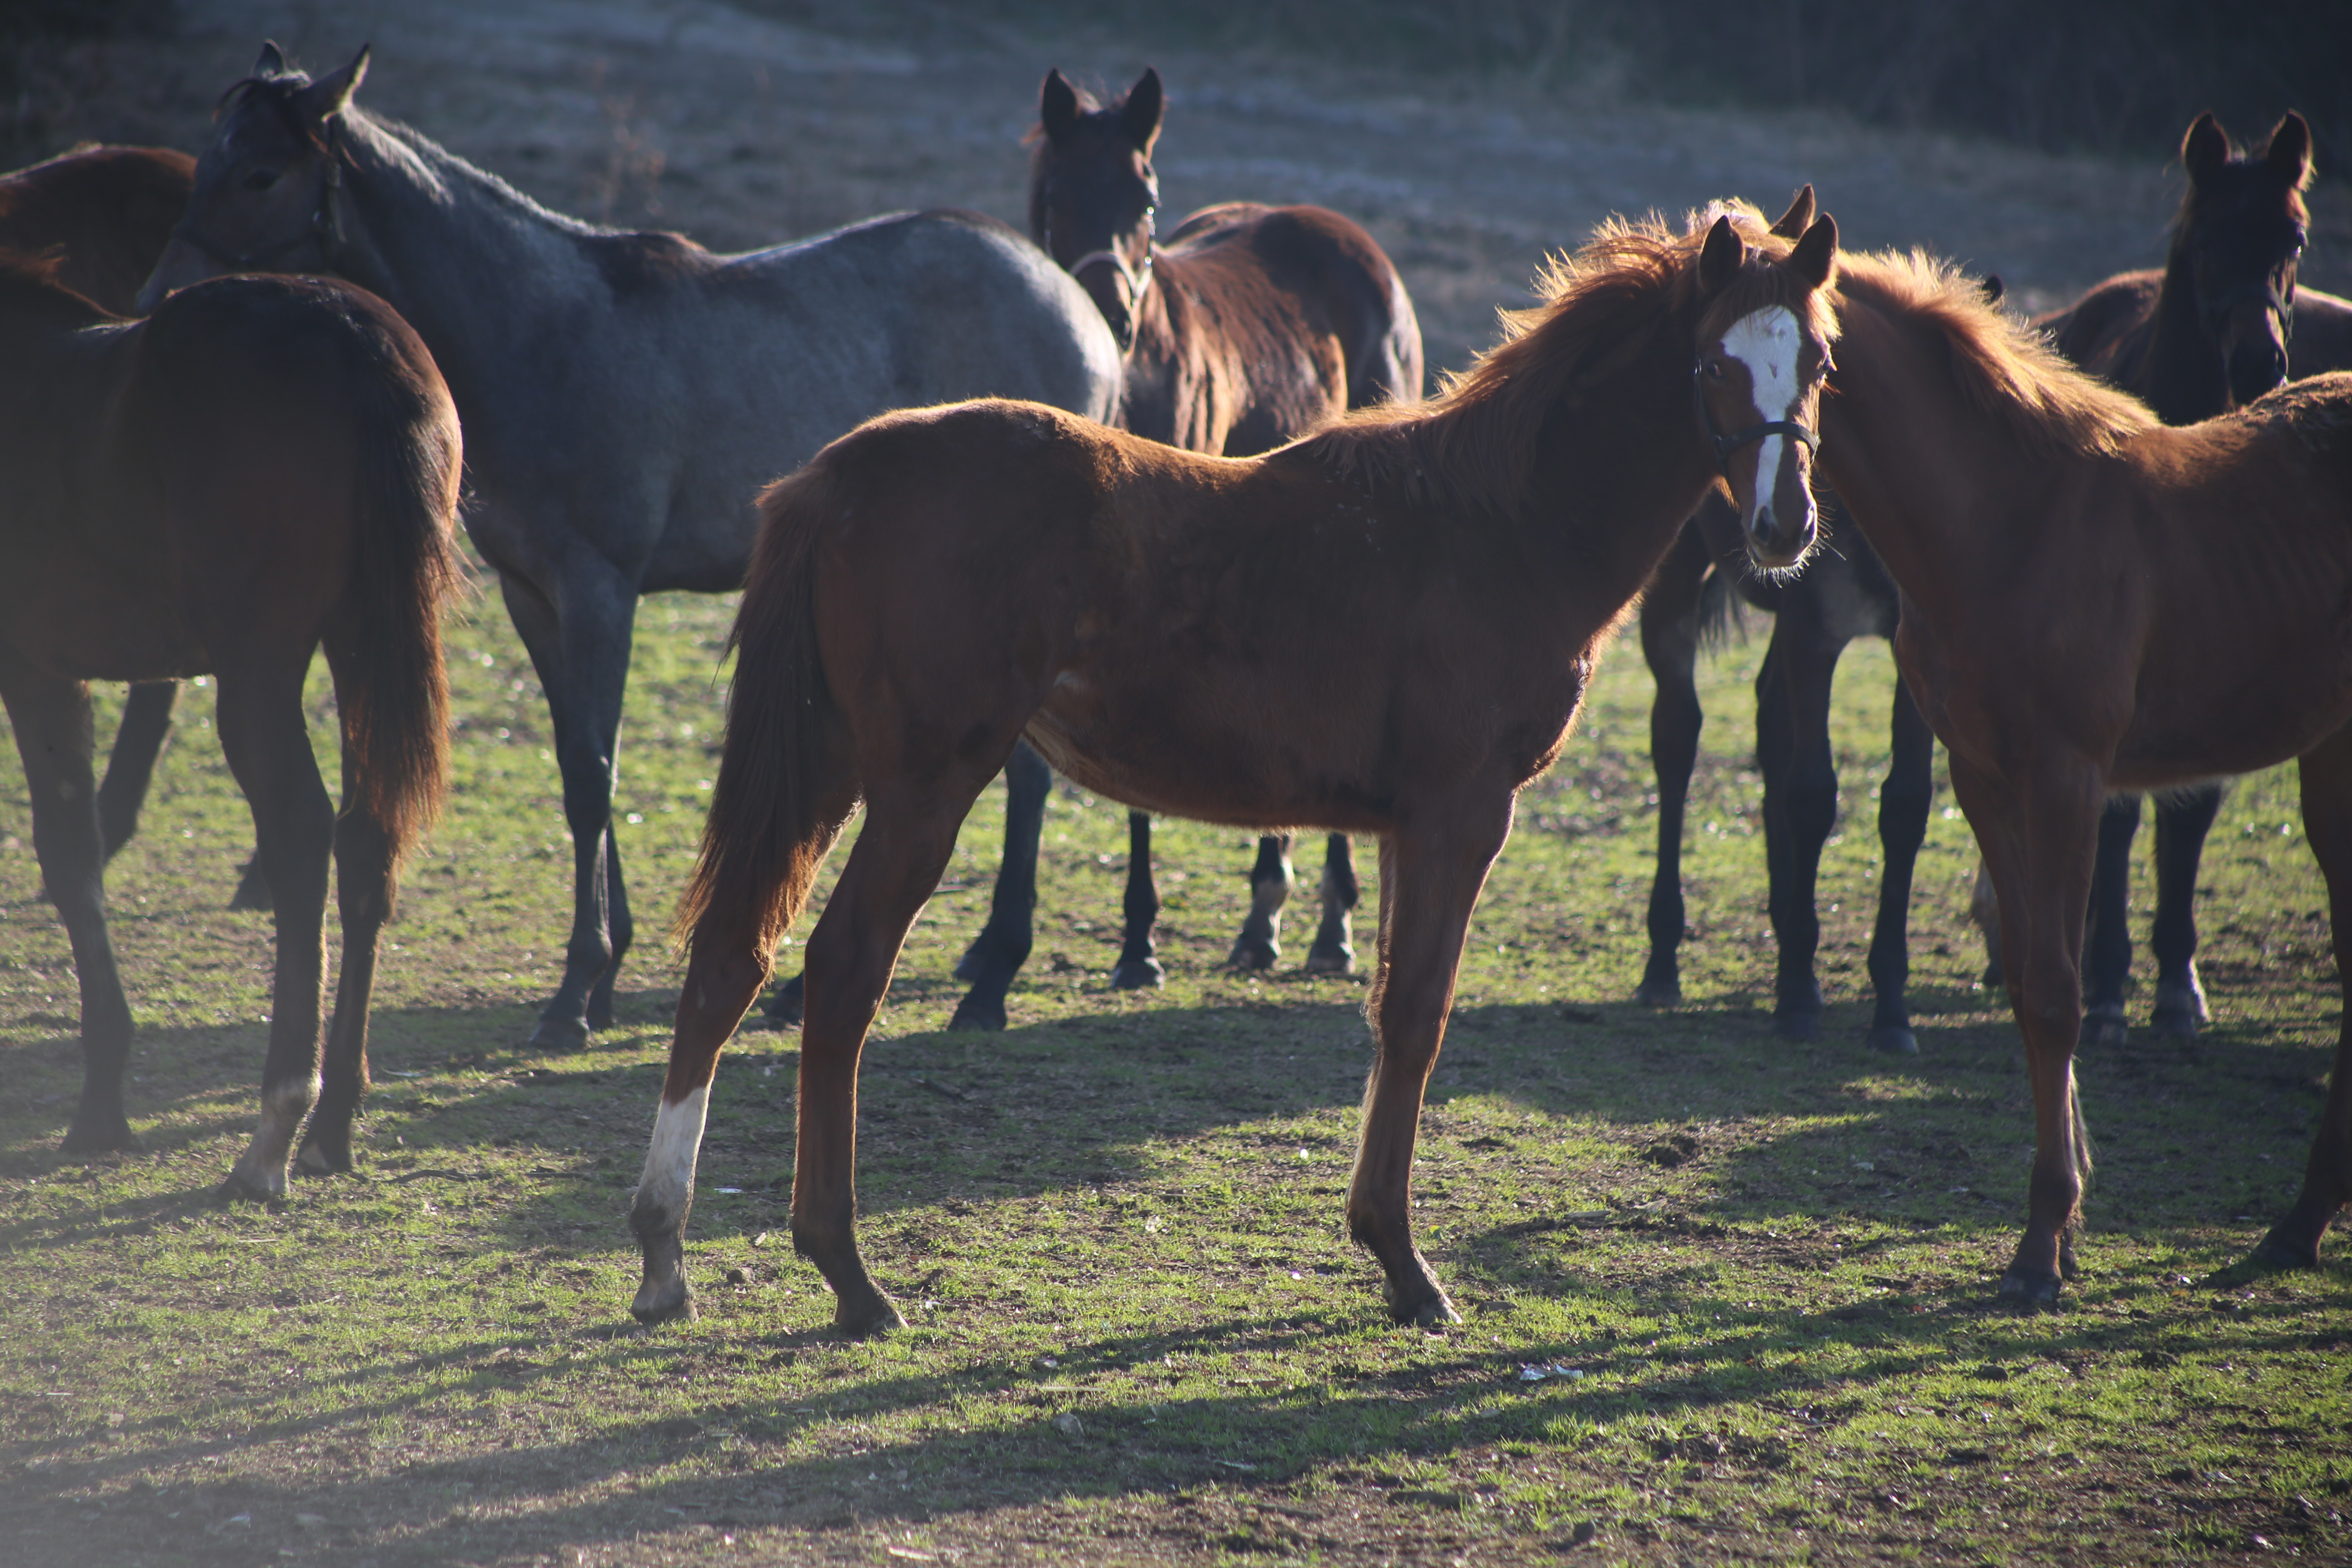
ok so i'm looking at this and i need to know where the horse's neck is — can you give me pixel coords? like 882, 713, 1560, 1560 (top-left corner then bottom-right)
337, 114, 602, 406
1817, 296, 2061, 607
2136, 237, 2232, 425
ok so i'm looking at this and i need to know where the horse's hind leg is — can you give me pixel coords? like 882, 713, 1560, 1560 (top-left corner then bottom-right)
1635, 527, 1707, 1006
97, 681, 176, 861
799, 782, 995, 1333
1113, 810, 1165, 988
1, 657, 137, 1153
1230, 834, 1294, 970
1305, 835, 1360, 976
1348, 797, 1515, 1325
1864, 675, 1933, 1055
298, 733, 392, 1176
212, 666, 335, 1200
2149, 784, 2223, 1037
2080, 793, 2141, 1048
587, 829, 633, 1031
950, 739, 1049, 1030
2255, 732, 2352, 1267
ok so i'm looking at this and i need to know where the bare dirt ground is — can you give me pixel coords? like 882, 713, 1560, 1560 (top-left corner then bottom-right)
26, 0, 2347, 379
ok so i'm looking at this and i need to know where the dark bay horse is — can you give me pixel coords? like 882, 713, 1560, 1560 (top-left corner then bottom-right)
1633, 186, 1937, 1055
0, 255, 461, 1197
1969, 110, 2352, 1047
959, 67, 1423, 1025
632, 203, 1836, 1334
0, 145, 203, 876
140, 44, 1121, 1050
1754, 227, 2352, 1302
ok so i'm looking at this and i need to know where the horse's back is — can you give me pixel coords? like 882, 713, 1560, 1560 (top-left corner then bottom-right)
715, 208, 1120, 423
1164, 202, 1423, 412
0, 145, 194, 316
2291, 287, 2352, 379
2038, 270, 2162, 383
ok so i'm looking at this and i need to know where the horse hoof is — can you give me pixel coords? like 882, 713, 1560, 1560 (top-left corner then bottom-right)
1226, 936, 1278, 972
755, 975, 806, 1029
1981, 960, 2004, 990
1388, 1289, 1462, 1328
2081, 1011, 2127, 1050
294, 1135, 353, 1177
586, 998, 616, 1032
215, 1167, 282, 1205
1994, 1267, 2062, 1307
1111, 956, 1165, 990
1773, 1009, 1820, 1042
2249, 1229, 2320, 1270
527, 1014, 590, 1051
227, 863, 273, 913
1303, 944, 1355, 977
60, 1113, 138, 1155
948, 996, 1007, 1032
1868, 1025, 1919, 1056
2150, 1000, 2202, 1040
630, 1276, 697, 1325
832, 1287, 907, 1338
1633, 978, 1681, 1007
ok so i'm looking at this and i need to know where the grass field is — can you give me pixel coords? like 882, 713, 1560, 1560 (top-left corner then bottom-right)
3, 573, 2349, 1565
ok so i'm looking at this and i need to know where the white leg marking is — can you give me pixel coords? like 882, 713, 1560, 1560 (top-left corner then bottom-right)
232, 1073, 321, 1195
1722, 305, 1804, 534
636, 1084, 711, 1226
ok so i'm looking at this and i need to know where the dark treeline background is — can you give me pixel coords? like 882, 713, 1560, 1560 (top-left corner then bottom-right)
7, 0, 2349, 174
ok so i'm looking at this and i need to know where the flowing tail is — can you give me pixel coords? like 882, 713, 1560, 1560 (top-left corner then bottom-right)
674, 463, 864, 971
337, 334, 463, 889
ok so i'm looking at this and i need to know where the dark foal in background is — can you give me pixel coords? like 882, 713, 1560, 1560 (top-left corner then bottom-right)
0, 255, 461, 1198
1970, 109, 2352, 1046
141, 44, 1120, 1051
632, 204, 1833, 1335
1633, 187, 1938, 1055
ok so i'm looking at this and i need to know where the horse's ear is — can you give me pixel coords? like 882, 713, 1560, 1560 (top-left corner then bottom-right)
1789, 213, 1838, 291
1980, 273, 2005, 306
2182, 112, 2230, 181
291, 43, 369, 125
254, 40, 289, 77
1768, 185, 1815, 239
2268, 111, 2314, 192
1698, 215, 1745, 295
1122, 67, 1164, 153
1040, 69, 1081, 143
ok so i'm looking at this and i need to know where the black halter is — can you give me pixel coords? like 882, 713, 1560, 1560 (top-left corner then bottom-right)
1695, 355, 1819, 477
2197, 265, 2298, 349
169, 116, 349, 272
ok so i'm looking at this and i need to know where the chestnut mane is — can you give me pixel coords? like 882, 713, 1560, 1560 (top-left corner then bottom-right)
1292, 203, 1829, 521
1831, 249, 2158, 459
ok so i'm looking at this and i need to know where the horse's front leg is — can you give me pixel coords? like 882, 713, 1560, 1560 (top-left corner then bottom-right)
1230, 833, 1294, 970
1305, 834, 1361, 976
2149, 783, 2224, 1037
1635, 524, 1708, 1007
212, 664, 336, 1200
2256, 729, 2352, 1267
1112, 809, 1165, 988
0, 657, 137, 1153
1757, 602, 1848, 1041
949, 739, 1050, 1030
502, 566, 638, 1049
1347, 794, 1515, 1326
2081, 793, 2142, 1048
1952, 751, 2101, 1302
96, 680, 177, 861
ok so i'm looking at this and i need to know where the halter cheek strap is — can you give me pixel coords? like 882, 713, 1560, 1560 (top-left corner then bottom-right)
169, 116, 349, 272
1694, 356, 1820, 476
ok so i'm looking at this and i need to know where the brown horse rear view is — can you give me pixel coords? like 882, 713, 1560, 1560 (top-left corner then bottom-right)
635, 202, 1836, 1334
0, 256, 461, 1196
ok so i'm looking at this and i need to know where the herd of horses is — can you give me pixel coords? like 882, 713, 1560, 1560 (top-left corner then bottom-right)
5, 42, 2350, 1331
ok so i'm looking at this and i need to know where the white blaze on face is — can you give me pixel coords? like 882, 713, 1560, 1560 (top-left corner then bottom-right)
637, 1083, 712, 1224
1721, 305, 1806, 530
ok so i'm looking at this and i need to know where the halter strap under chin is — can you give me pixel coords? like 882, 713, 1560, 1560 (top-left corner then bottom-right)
1066, 245, 1154, 302
1695, 355, 1819, 476
170, 116, 349, 272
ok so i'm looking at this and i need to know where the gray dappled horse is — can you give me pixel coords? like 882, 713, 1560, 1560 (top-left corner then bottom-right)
142, 44, 1121, 1049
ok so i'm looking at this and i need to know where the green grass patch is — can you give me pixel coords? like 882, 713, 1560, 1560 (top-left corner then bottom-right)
3, 579, 2348, 1564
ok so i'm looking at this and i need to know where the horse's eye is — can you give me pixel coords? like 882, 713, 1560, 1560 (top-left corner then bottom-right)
1706, 359, 1725, 380
243, 167, 281, 192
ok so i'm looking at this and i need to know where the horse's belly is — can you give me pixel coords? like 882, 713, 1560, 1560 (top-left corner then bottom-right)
0, 575, 204, 682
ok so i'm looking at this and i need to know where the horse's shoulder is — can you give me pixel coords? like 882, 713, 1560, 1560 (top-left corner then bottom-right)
581, 229, 715, 297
